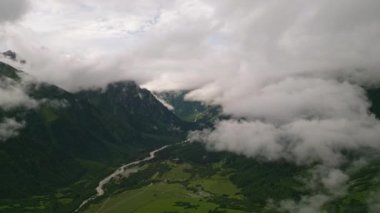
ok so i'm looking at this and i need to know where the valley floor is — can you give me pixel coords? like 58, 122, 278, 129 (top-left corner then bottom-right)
83, 161, 244, 213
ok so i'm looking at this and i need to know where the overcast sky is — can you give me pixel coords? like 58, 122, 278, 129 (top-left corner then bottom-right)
1, 0, 380, 160
0, 0, 376, 90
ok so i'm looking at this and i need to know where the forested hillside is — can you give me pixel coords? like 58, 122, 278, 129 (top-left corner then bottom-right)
0, 62, 187, 212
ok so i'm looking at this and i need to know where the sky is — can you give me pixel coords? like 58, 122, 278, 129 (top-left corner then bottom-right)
2, 1, 380, 211
1, 1, 380, 90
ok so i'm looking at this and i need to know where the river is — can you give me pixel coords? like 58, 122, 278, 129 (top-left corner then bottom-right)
74, 144, 170, 212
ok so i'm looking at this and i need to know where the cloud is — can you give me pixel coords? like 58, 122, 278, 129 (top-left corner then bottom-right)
0, 118, 25, 141
0, 0, 378, 91
1, 0, 379, 166
0, 76, 38, 110
0, 1, 379, 210
189, 120, 283, 161
1, 0, 379, 170
368, 192, 380, 213
266, 165, 351, 213
321, 169, 349, 192
39, 98, 69, 108
0, 0, 219, 91
276, 194, 330, 213
187, 77, 370, 124
190, 117, 380, 166
176, 1, 380, 174
0, 0, 29, 23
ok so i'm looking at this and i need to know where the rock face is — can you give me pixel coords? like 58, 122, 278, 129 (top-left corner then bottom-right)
2, 50, 26, 64
2, 50, 17, 60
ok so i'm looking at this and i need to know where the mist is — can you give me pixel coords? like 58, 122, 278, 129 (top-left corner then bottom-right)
0, 118, 25, 141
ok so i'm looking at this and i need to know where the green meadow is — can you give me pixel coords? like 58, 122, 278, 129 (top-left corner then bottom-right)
84, 161, 245, 213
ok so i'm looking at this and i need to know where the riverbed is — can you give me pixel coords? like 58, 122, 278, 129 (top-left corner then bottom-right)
74, 144, 170, 212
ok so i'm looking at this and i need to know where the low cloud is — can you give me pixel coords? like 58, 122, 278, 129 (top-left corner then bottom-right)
0, 118, 25, 141
190, 117, 380, 166
188, 78, 370, 124
266, 165, 351, 213
276, 194, 330, 213
321, 169, 349, 192
368, 192, 380, 213
0, 77, 38, 110
39, 99, 69, 109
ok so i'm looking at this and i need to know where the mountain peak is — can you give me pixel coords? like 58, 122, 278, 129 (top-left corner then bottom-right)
0, 61, 22, 80
1, 50, 26, 64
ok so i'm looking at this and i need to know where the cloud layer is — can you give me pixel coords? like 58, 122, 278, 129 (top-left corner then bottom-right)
1, 0, 379, 90
190, 117, 380, 166
0, 0, 379, 164
0, 0, 29, 23
0, 75, 38, 110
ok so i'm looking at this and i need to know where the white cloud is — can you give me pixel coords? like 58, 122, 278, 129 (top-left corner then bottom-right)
0, 0, 378, 169
190, 117, 380, 166
0, 0, 378, 92
187, 77, 370, 124
321, 169, 349, 192
0, 118, 25, 141
269, 165, 350, 212
0, 77, 38, 110
39, 98, 69, 108
0, 0, 379, 168
277, 194, 330, 213
189, 120, 283, 161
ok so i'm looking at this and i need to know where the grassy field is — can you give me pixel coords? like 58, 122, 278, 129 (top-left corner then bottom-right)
160, 162, 192, 181
188, 174, 241, 198
83, 161, 245, 213
84, 183, 218, 213
82, 142, 380, 213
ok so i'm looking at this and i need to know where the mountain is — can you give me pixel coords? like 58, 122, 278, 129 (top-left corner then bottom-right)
79, 86, 380, 213
2, 58, 380, 212
0, 61, 187, 212
0, 61, 22, 80
2, 50, 17, 60
155, 90, 222, 128
76, 82, 187, 136
1, 50, 26, 64
367, 87, 380, 118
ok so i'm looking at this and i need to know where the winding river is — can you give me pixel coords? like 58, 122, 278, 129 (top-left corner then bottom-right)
74, 144, 170, 212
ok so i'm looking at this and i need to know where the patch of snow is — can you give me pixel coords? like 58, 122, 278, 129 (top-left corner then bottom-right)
152, 94, 174, 110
